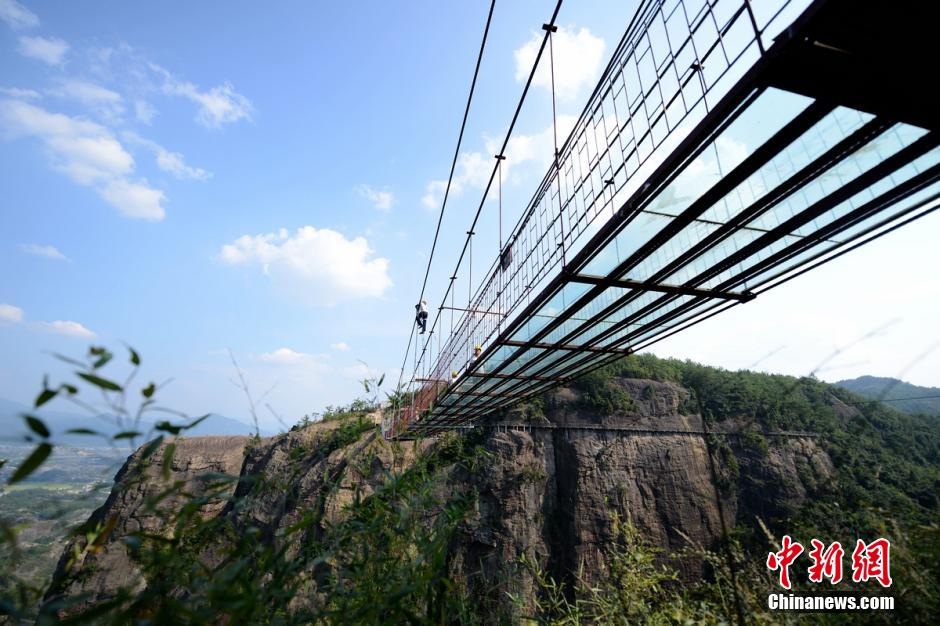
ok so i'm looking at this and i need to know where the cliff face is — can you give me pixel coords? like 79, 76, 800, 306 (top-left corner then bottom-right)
43, 377, 834, 617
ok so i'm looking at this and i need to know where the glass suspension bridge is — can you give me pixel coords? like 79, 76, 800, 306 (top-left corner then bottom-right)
386, 0, 940, 439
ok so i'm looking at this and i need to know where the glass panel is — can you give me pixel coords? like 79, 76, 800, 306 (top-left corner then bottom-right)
542, 287, 630, 344
519, 349, 573, 378
567, 290, 663, 344
596, 295, 696, 347
581, 88, 811, 280
475, 344, 515, 372
640, 106, 873, 284
626, 299, 725, 347
510, 282, 591, 342
502, 348, 547, 376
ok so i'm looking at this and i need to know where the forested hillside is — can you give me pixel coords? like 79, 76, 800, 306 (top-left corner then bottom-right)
2, 351, 938, 624
835, 375, 940, 416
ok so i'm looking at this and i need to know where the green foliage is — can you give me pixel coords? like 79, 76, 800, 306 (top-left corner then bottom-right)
0, 346, 204, 620
835, 375, 940, 416
1, 346, 494, 623
524, 516, 727, 625
739, 430, 770, 457
568, 353, 940, 624
571, 369, 635, 414
3, 348, 939, 624
518, 463, 547, 485
499, 396, 546, 422
316, 366, 388, 425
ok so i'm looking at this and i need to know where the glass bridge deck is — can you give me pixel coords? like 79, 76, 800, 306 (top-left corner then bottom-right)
386, 0, 940, 438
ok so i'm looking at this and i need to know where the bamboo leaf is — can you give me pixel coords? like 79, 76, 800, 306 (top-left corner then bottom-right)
154, 421, 182, 435
8, 443, 52, 484
92, 350, 113, 369
162, 443, 176, 480
186, 414, 210, 430
23, 415, 50, 438
66, 428, 99, 436
140, 436, 164, 460
77, 372, 122, 392
35, 388, 57, 408
52, 353, 86, 367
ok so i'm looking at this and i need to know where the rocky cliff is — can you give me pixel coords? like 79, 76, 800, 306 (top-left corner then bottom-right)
41, 376, 835, 620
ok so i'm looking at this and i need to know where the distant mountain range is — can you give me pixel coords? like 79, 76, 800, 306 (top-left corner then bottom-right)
834, 376, 940, 416
0, 397, 271, 445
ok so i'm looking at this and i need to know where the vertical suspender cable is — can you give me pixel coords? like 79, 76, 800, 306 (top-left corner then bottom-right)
497, 155, 505, 252
397, 0, 565, 437
394, 0, 497, 413
468, 231, 473, 358
545, 23, 566, 268
496, 153, 506, 336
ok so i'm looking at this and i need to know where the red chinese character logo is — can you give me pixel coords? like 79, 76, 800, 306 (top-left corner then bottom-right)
807, 539, 844, 584
767, 535, 804, 589
851, 538, 892, 587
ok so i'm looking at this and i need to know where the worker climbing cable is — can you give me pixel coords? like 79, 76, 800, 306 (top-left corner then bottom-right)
415, 299, 429, 334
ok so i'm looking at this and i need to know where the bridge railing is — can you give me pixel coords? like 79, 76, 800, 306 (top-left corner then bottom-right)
396, 0, 813, 434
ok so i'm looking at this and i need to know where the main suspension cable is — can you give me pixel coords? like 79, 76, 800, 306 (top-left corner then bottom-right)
406, 0, 563, 410
394, 0, 497, 398
406, 0, 565, 402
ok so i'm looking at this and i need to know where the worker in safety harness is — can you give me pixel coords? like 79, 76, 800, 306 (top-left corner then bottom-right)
415, 299, 429, 334
470, 344, 484, 374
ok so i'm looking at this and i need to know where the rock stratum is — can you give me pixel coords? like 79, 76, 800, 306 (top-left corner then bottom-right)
41, 376, 839, 620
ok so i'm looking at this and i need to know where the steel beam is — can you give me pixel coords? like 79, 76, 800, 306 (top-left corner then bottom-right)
568, 274, 754, 302
502, 338, 633, 354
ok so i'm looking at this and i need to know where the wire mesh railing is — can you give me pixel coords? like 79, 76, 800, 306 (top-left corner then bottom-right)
387, 0, 812, 438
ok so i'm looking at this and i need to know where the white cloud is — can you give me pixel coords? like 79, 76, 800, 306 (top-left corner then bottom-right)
342, 361, 379, 380
18, 35, 69, 66
123, 130, 211, 181
648, 136, 751, 215
0, 86, 41, 100
487, 115, 577, 175
421, 116, 576, 210
0, 303, 24, 323
260, 347, 317, 365
134, 100, 156, 124
0, 99, 166, 220
220, 226, 393, 303
99, 179, 165, 221
421, 151, 492, 209
38, 320, 96, 338
0, 0, 38, 30
0, 99, 132, 184
51, 80, 124, 120
155, 149, 210, 180
356, 184, 394, 212
514, 26, 604, 101
151, 64, 252, 129
331, 342, 350, 351
20, 243, 69, 261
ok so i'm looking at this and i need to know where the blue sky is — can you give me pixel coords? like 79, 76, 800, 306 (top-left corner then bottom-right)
1, 0, 938, 432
